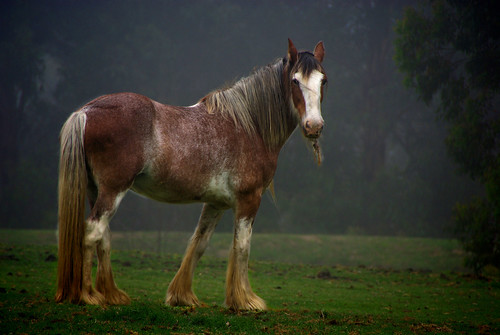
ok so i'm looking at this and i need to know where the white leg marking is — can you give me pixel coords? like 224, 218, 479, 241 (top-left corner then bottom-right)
85, 218, 109, 246
235, 217, 252, 257
86, 192, 126, 245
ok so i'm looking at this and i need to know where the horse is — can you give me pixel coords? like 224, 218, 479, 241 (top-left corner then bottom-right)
56, 39, 327, 311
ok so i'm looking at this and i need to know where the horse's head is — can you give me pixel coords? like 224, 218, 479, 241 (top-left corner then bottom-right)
285, 39, 327, 140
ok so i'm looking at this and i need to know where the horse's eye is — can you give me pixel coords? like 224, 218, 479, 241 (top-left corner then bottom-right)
321, 79, 328, 86
292, 78, 300, 86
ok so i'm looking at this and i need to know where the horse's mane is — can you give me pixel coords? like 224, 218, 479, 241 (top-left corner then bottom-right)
202, 59, 297, 148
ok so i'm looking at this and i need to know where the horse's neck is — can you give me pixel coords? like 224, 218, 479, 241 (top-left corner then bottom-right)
274, 102, 299, 151
266, 117, 297, 158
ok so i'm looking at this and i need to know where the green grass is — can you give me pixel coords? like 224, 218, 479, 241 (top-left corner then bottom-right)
1, 231, 499, 334
0, 229, 465, 271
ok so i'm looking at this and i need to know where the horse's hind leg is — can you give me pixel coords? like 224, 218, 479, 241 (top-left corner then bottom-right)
81, 213, 106, 305
95, 225, 131, 304
82, 187, 129, 305
166, 204, 224, 307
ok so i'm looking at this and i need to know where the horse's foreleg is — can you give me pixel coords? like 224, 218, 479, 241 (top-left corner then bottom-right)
166, 204, 223, 307
96, 226, 130, 305
225, 194, 267, 311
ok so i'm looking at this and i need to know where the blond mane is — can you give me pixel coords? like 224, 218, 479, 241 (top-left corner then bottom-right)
202, 60, 297, 148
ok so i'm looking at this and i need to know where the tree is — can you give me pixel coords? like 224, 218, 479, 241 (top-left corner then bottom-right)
0, 1, 47, 226
395, 0, 500, 273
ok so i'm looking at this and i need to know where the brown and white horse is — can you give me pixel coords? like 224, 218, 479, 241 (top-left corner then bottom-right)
56, 39, 327, 310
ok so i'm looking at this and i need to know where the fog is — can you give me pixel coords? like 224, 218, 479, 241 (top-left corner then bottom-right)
0, 0, 480, 237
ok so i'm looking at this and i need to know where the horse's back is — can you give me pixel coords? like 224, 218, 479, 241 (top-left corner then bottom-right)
82, 93, 157, 191
83, 92, 156, 133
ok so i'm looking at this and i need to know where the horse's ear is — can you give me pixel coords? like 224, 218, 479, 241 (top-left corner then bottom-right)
288, 38, 298, 65
313, 41, 325, 63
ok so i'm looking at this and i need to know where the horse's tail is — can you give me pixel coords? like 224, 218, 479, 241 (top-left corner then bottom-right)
55, 111, 87, 303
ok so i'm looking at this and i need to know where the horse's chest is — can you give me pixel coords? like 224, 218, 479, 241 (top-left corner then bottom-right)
202, 171, 235, 206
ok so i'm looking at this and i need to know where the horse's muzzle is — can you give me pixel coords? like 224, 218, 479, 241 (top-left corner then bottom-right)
304, 120, 324, 139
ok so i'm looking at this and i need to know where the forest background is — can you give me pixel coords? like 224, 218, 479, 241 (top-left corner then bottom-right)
0, 0, 482, 237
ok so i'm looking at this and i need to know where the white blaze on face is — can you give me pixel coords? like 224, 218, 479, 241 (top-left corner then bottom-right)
293, 69, 324, 130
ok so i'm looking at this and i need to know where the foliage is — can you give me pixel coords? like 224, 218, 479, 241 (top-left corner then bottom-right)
453, 156, 500, 274
395, 0, 500, 179
394, 0, 500, 271
1, 242, 499, 334
453, 197, 500, 275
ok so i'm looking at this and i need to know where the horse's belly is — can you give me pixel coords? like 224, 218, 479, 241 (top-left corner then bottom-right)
131, 171, 235, 207
131, 185, 190, 204
131, 174, 195, 203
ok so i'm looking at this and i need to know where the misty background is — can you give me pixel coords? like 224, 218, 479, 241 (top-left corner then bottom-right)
1, 0, 480, 237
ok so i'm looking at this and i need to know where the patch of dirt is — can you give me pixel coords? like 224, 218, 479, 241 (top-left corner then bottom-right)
313, 269, 359, 282
300, 235, 322, 244
410, 323, 453, 333
317, 269, 333, 279
0, 254, 20, 261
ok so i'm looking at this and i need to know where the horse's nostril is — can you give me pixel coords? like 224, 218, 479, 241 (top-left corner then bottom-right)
303, 120, 324, 139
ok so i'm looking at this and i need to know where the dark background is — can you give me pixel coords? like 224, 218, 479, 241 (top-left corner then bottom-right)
0, 0, 480, 236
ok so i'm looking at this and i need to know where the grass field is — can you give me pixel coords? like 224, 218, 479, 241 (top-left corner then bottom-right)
0, 229, 466, 271
1, 230, 499, 334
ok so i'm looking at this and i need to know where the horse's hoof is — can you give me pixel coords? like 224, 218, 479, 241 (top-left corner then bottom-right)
226, 293, 267, 311
166, 291, 200, 307
104, 289, 131, 305
81, 289, 106, 305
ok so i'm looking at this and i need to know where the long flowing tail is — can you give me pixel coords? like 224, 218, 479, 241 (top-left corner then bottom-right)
55, 111, 87, 303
